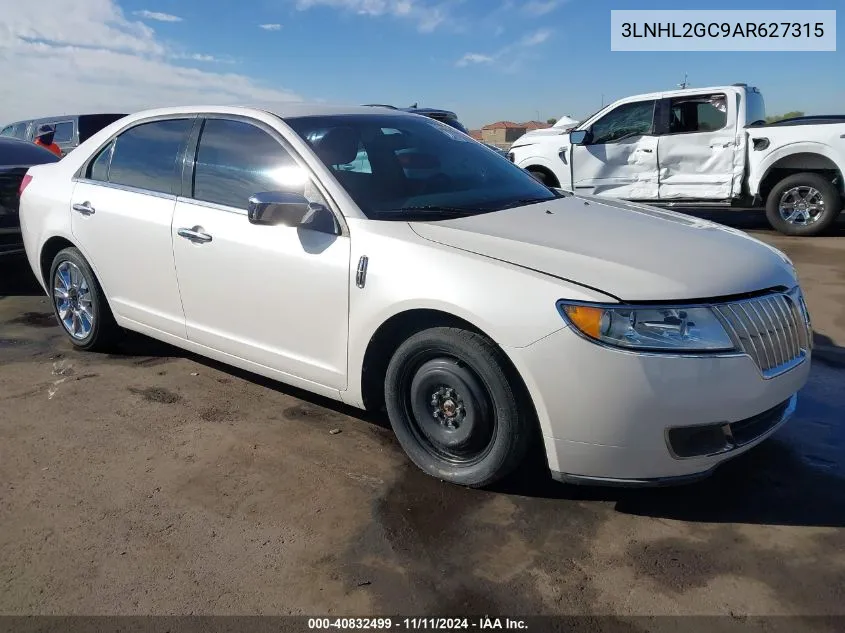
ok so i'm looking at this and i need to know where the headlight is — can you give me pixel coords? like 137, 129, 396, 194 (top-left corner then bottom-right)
558, 302, 735, 352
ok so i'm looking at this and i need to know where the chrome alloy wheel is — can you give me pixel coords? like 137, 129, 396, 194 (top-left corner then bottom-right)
53, 261, 94, 339
778, 186, 825, 226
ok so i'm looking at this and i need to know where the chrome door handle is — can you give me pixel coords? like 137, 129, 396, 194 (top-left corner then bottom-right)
639, 148, 654, 153
72, 201, 95, 215
177, 226, 213, 244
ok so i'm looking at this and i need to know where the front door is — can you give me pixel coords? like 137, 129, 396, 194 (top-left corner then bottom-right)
70, 117, 195, 337
172, 117, 351, 390
570, 99, 659, 200
656, 92, 738, 200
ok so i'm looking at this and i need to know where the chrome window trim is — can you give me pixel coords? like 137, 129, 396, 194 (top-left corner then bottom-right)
175, 196, 247, 216
71, 178, 177, 201
556, 286, 811, 379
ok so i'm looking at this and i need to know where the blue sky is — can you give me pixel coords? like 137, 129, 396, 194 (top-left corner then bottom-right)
3, 0, 842, 127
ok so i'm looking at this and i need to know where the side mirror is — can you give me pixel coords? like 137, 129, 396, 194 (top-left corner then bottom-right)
248, 191, 310, 226
569, 129, 591, 145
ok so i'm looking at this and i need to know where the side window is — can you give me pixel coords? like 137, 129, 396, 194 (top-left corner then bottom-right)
87, 141, 114, 182
52, 121, 75, 144
590, 100, 656, 144
0, 126, 13, 137
13, 123, 29, 139
108, 119, 193, 194
193, 118, 318, 210
668, 94, 728, 134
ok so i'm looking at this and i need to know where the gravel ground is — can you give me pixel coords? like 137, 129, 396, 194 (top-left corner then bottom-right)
0, 210, 843, 622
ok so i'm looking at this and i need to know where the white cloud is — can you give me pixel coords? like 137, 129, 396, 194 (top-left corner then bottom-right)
456, 27, 554, 70
133, 10, 183, 22
523, 1, 558, 16
521, 28, 552, 46
259, 23, 283, 30
456, 53, 494, 67
0, 0, 301, 123
295, 0, 447, 32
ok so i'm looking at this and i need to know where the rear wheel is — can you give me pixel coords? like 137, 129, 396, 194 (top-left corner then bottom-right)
49, 247, 120, 351
765, 172, 842, 236
384, 327, 534, 488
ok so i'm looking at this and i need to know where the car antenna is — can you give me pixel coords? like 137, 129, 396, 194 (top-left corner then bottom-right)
409, 102, 418, 109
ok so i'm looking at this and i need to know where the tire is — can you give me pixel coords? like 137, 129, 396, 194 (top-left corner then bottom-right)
765, 172, 842, 236
384, 327, 534, 488
528, 168, 557, 188
49, 247, 120, 351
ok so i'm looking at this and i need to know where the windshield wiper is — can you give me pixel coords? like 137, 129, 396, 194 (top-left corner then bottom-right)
374, 205, 478, 220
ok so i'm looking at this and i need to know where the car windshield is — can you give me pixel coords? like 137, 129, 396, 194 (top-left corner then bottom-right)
284, 114, 560, 220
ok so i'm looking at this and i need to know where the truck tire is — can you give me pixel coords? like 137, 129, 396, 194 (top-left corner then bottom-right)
765, 172, 842, 236
528, 167, 559, 188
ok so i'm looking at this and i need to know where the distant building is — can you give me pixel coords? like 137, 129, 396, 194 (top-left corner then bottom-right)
468, 129, 484, 141
481, 120, 551, 148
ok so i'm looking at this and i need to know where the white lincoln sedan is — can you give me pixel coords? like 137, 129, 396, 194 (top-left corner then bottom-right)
19, 104, 812, 488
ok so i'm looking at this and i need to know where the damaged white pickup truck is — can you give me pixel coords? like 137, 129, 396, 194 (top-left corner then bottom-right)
508, 84, 845, 236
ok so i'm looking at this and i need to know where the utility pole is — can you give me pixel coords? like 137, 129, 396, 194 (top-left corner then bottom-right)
678, 73, 689, 89
601, 94, 604, 107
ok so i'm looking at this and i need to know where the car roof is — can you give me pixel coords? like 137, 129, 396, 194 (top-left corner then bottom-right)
0, 136, 61, 164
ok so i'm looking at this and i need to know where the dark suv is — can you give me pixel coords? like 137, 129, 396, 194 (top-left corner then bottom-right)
362, 104, 469, 134
0, 113, 128, 157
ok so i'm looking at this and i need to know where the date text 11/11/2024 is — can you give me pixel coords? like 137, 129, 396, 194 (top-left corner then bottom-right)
307, 617, 529, 630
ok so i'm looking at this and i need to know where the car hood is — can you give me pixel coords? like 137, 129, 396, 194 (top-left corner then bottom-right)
408, 196, 796, 302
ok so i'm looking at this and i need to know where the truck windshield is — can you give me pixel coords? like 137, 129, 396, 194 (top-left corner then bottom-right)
285, 114, 560, 220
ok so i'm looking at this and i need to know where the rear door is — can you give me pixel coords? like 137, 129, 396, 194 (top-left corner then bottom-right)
570, 99, 659, 199
656, 92, 738, 200
71, 117, 195, 337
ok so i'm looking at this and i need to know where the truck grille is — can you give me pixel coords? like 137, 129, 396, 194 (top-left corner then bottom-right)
712, 289, 811, 377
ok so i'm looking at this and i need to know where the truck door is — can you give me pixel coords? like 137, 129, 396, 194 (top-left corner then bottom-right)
656, 92, 738, 200
570, 98, 659, 200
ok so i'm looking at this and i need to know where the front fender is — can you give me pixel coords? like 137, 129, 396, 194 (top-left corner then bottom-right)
513, 151, 571, 188
340, 220, 610, 409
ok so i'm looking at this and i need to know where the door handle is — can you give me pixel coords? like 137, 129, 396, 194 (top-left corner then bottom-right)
72, 201, 95, 215
639, 148, 654, 153
177, 226, 213, 244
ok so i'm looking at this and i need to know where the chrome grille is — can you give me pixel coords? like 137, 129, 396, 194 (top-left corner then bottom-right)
713, 290, 811, 376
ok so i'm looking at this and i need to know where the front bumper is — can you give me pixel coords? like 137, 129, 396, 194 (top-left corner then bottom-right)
506, 327, 810, 485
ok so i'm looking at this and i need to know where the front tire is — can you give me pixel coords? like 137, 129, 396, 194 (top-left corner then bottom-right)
49, 247, 120, 351
765, 172, 842, 236
384, 327, 534, 488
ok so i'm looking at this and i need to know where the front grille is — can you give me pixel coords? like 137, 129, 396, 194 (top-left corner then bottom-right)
712, 290, 811, 376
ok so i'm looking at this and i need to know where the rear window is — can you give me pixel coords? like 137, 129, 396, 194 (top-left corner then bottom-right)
78, 114, 128, 143
0, 139, 61, 166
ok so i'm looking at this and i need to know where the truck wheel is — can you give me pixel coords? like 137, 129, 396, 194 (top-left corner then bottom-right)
384, 327, 534, 488
528, 168, 559, 188
765, 173, 842, 236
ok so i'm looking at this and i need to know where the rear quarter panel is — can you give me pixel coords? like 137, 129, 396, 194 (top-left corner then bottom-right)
19, 163, 76, 290
746, 124, 845, 195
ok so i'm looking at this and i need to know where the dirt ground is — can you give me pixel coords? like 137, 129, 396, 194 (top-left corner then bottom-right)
1, 210, 843, 620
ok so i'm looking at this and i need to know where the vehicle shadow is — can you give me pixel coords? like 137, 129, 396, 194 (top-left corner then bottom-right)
496, 433, 845, 529
109, 333, 845, 529
0, 255, 44, 299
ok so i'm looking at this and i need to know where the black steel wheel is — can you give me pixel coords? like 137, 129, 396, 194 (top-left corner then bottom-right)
384, 327, 533, 488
